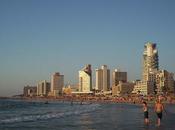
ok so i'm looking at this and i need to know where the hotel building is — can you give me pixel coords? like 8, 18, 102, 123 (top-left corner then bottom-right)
133, 42, 159, 95
112, 69, 127, 86
95, 65, 110, 92
50, 72, 64, 96
37, 80, 51, 96
79, 64, 92, 93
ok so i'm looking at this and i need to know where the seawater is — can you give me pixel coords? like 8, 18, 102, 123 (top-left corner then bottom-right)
0, 99, 175, 130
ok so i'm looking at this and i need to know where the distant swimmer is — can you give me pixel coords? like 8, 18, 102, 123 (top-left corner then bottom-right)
71, 100, 73, 106
80, 99, 84, 105
44, 101, 49, 104
142, 101, 149, 125
154, 99, 164, 126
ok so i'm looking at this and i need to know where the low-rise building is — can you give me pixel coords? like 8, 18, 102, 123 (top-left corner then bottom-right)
62, 84, 79, 95
156, 70, 175, 94
112, 81, 135, 96
23, 86, 37, 97
132, 80, 155, 95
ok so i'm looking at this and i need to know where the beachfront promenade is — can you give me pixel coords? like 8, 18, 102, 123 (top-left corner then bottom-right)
17, 94, 175, 105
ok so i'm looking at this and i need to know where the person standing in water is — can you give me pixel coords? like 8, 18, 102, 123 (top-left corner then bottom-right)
142, 101, 149, 125
154, 99, 164, 126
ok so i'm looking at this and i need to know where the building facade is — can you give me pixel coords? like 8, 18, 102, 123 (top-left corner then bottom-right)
136, 42, 159, 95
142, 42, 159, 81
156, 70, 175, 94
131, 42, 175, 95
37, 80, 51, 96
112, 69, 127, 87
23, 86, 37, 97
95, 65, 110, 92
62, 84, 79, 95
79, 64, 92, 92
112, 81, 135, 96
50, 72, 64, 96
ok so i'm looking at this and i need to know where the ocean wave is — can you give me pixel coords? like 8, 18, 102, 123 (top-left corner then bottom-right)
0, 104, 100, 124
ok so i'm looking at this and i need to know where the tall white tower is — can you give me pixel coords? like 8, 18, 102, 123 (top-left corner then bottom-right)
142, 42, 159, 82
79, 64, 92, 92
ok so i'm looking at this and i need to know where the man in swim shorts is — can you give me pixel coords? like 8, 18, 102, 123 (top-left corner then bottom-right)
154, 99, 164, 126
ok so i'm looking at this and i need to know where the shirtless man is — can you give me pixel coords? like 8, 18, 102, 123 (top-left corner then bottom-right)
154, 99, 164, 126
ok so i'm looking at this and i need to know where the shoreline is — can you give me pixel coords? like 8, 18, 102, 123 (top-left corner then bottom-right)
1, 95, 175, 105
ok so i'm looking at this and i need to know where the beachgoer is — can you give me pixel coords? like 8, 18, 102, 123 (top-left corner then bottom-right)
71, 99, 73, 106
154, 99, 164, 126
142, 101, 149, 125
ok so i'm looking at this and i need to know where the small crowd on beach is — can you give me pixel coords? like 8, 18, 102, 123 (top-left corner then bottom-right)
21, 93, 175, 105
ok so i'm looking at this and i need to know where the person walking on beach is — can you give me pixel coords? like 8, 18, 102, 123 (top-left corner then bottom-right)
154, 99, 164, 126
142, 101, 149, 125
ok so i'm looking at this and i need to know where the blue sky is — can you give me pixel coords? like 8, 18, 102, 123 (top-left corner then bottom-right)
0, 0, 175, 96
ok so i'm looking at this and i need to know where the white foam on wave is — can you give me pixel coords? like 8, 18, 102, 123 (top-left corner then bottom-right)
0, 104, 100, 124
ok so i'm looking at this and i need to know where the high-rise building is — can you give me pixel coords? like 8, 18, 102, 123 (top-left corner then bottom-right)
112, 69, 127, 87
95, 69, 103, 91
50, 72, 64, 96
142, 42, 159, 95
95, 65, 110, 91
142, 42, 159, 81
37, 80, 51, 96
132, 42, 175, 95
133, 42, 159, 95
79, 64, 92, 92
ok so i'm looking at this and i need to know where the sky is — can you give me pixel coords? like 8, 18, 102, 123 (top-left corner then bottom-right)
0, 0, 175, 96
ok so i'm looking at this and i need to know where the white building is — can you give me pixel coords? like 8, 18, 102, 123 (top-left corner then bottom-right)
79, 64, 92, 93
132, 80, 155, 95
156, 70, 175, 94
133, 42, 175, 95
37, 80, 50, 96
136, 42, 159, 95
142, 42, 159, 82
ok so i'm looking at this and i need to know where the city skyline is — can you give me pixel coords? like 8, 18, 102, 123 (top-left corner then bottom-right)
0, 0, 175, 96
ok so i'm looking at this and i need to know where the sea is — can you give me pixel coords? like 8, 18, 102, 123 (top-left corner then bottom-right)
0, 99, 175, 130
